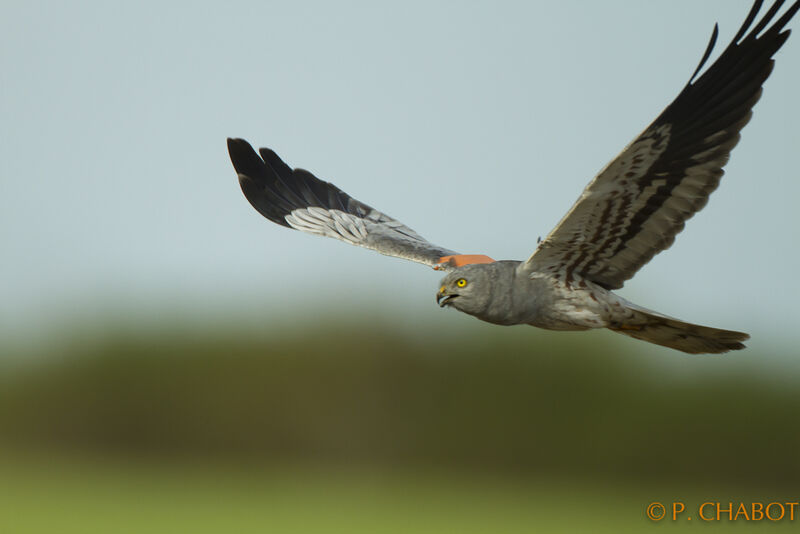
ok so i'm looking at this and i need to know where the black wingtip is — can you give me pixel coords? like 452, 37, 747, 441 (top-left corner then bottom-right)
227, 138, 300, 227
689, 23, 720, 84
686, 0, 800, 86
226, 137, 250, 156
227, 137, 265, 178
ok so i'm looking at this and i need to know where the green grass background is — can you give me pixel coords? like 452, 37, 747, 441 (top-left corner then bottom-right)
1, 317, 798, 532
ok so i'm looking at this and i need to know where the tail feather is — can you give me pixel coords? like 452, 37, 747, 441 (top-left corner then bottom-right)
610, 306, 749, 354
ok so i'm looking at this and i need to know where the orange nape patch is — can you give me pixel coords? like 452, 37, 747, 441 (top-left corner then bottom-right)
612, 324, 644, 332
434, 254, 497, 270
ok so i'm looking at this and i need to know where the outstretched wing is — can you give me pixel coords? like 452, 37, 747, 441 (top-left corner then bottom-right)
228, 138, 458, 268
523, 0, 799, 290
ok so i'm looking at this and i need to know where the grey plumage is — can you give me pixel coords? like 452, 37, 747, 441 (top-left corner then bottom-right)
228, 0, 797, 354
436, 262, 747, 354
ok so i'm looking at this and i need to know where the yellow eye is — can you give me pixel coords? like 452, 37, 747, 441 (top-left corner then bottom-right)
456, 278, 467, 288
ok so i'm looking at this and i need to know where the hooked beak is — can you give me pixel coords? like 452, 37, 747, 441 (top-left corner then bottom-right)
436, 286, 458, 307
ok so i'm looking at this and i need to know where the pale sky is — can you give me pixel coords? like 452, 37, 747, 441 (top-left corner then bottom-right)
2, 1, 799, 357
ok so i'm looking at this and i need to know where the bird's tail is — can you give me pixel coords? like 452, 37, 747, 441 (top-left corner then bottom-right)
609, 304, 749, 354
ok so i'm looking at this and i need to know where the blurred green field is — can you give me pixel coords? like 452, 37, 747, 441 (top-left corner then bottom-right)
1, 456, 798, 533
1, 318, 798, 532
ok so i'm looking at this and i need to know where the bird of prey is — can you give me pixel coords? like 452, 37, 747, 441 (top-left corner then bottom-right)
228, 0, 798, 354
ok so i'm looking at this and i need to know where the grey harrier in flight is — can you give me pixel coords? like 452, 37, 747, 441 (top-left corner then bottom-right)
228, 0, 798, 354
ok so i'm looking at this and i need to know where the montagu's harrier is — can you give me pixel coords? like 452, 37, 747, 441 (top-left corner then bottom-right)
228, 0, 798, 354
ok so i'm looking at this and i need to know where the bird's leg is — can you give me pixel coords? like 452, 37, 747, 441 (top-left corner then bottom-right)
434, 254, 496, 270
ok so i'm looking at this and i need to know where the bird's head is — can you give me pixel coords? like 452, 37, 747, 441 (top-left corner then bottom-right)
436, 264, 495, 316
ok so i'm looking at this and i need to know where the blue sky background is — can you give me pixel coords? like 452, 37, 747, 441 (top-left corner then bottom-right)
2, 1, 799, 359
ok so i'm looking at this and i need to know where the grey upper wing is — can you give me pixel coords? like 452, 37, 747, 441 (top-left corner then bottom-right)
228, 138, 457, 268
523, 0, 798, 290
